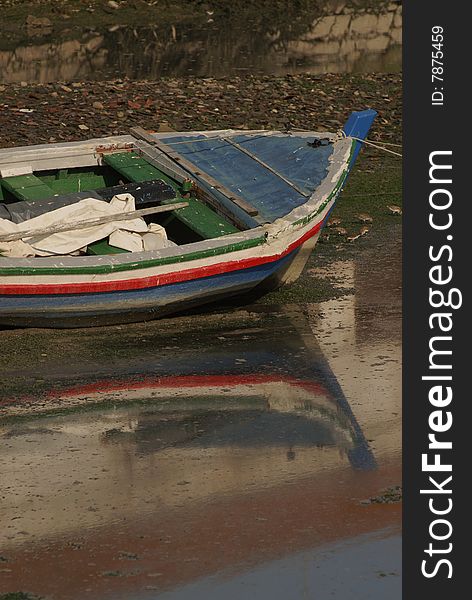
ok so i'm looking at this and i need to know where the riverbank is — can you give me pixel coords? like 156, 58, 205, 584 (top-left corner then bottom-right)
1, 1, 402, 82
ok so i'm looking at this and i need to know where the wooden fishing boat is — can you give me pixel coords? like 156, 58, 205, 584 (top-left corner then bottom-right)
0, 109, 376, 327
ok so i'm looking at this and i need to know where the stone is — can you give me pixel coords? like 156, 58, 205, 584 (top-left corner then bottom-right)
86, 36, 105, 53
338, 38, 356, 55
330, 14, 351, 38
26, 15, 52, 28
316, 40, 341, 55
377, 12, 394, 32
350, 14, 378, 36
25, 15, 53, 37
332, 1, 346, 15
365, 36, 390, 52
306, 15, 337, 40
391, 28, 402, 44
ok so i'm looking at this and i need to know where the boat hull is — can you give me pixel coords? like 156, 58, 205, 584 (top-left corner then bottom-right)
0, 110, 378, 327
0, 247, 300, 328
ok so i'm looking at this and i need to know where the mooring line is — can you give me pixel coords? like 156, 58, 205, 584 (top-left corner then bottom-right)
351, 136, 403, 157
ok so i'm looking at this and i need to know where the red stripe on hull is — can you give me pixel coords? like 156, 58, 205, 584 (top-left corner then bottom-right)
46, 374, 327, 399
0, 374, 328, 408
0, 221, 323, 296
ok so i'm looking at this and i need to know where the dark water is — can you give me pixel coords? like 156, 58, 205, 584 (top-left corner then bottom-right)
0, 2, 402, 84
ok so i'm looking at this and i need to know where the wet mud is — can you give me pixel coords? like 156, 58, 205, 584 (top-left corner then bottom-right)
0, 223, 401, 598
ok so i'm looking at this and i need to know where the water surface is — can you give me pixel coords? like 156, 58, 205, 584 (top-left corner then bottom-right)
0, 232, 401, 598
0, 1, 402, 84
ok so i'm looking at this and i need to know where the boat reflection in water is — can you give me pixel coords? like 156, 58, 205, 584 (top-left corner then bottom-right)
96, 369, 375, 472
0, 307, 399, 599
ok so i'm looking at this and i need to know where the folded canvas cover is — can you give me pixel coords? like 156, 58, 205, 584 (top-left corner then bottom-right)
0, 194, 174, 258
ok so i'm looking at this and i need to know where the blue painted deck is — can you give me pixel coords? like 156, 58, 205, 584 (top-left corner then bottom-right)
162, 134, 333, 222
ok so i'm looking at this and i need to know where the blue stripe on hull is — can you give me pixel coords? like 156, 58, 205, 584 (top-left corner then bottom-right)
0, 250, 298, 327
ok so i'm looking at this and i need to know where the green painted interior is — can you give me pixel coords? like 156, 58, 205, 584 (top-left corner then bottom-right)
103, 152, 239, 240
1, 174, 56, 202
38, 165, 121, 195
86, 239, 128, 256
0, 153, 238, 257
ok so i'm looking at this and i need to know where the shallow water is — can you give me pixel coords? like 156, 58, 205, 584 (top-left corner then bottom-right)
0, 227, 401, 598
0, 2, 402, 84
145, 531, 401, 600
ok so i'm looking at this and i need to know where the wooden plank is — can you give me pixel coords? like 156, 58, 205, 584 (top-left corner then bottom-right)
0, 165, 33, 178
160, 197, 239, 238
130, 128, 260, 217
104, 152, 239, 239
103, 152, 164, 183
0, 141, 127, 174
1, 174, 56, 202
102, 152, 145, 169
47, 174, 109, 195
129, 126, 159, 146
0, 202, 188, 243
132, 139, 191, 183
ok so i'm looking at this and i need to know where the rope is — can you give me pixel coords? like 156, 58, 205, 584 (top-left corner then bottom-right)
369, 140, 402, 147
159, 131, 279, 145
352, 136, 402, 157
335, 129, 402, 158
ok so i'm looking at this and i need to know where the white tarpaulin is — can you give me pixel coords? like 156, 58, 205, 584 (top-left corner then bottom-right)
0, 194, 175, 257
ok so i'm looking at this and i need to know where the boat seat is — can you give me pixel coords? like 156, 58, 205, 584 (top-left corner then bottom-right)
1, 174, 56, 202
103, 152, 239, 239
45, 174, 109, 195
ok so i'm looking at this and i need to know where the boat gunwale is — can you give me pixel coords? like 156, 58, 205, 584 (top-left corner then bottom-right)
0, 132, 354, 277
